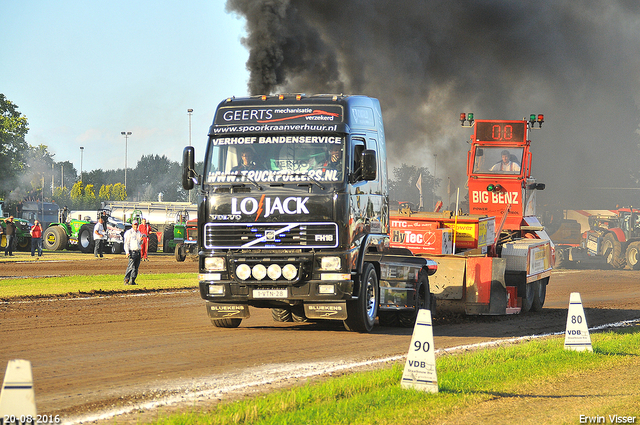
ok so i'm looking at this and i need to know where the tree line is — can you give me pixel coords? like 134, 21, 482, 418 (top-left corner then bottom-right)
0, 94, 201, 215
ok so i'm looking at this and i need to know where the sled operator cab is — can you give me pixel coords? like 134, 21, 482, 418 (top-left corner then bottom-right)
463, 113, 546, 232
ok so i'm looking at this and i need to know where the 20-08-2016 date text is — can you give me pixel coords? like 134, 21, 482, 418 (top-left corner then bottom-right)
2, 415, 61, 424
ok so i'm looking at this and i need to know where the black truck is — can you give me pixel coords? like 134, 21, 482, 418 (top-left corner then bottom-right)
182, 94, 437, 332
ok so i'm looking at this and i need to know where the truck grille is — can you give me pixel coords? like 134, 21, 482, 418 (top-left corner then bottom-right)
203, 222, 338, 249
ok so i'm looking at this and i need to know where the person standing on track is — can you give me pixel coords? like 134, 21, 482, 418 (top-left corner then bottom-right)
139, 218, 150, 261
4, 216, 16, 256
93, 217, 107, 258
30, 220, 43, 257
123, 221, 144, 285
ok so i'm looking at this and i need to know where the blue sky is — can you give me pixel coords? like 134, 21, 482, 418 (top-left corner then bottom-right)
1, 1, 250, 173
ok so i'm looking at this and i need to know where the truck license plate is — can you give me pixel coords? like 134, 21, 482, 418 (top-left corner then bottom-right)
253, 289, 287, 298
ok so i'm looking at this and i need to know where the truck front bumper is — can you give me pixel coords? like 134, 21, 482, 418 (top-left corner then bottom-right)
198, 278, 354, 305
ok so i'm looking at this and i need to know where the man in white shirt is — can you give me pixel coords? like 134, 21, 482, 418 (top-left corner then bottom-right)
93, 217, 107, 258
490, 150, 521, 172
123, 221, 144, 285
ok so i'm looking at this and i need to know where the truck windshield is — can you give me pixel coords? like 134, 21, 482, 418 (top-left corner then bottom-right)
205, 135, 344, 184
472, 146, 524, 175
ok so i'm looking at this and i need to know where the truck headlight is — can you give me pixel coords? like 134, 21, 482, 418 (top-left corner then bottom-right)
208, 284, 224, 295
252, 264, 267, 280
204, 257, 226, 271
236, 264, 251, 280
320, 256, 341, 271
267, 264, 282, 280
282, 264, 298, 280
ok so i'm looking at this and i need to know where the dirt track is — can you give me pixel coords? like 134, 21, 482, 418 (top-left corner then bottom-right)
1, 253, 640, 422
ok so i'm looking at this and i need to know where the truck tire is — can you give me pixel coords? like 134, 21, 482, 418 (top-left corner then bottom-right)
601, 233, 625, 269
291, 305, 308, 322
530, 278, 547, 312
43, 226, 68, 251
398, 273, 431, 327
378, 311, 399, 327
343, 263, 379, 333
148, 233, 158, 253
211, 318, 242, 328
175, 242, 186, 262
518, 281, 535, 313
271, 308, 292, 322
79, 224, 94, 253
111, 243, 123, 254
625, 241, 640, 270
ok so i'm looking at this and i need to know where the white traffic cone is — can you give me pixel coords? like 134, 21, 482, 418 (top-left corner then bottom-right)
401, 309, 438, 393
564, 292, 593, 352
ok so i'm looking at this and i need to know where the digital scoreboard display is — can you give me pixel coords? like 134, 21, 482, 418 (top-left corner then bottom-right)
475, 121, 526, 142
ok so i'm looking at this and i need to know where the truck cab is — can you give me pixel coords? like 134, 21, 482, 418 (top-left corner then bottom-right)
183, 94, 436, 332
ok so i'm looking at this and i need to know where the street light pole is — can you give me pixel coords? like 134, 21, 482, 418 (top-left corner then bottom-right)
187, 108, 193, 146
187, 109, 193, 204
80, 146, 84, 183
121, 131, 132, 191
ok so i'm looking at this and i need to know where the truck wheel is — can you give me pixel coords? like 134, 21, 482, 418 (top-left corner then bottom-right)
398, 273, 431, 327
378, 311, 399, 327
625, 241, 640, 270
344, 263, 379, 333
43, 226, 68, 250
175, 242, 186, 262
111, 243, 123, 254
211, 318, 242, 328
79, 224, 95, 253
601, 233, 625, 269
518, 281, 535, 313
530, 278, 547, 312
148, 233, 158, 253
271, 308, 292, 322
291, 305, 308, 323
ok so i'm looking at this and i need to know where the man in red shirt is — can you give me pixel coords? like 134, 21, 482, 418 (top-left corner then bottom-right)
30, 220, 43, 257
139, 218, 151, 261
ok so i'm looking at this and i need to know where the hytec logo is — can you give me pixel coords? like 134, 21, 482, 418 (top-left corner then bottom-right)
231, 195, 310, 219
471, 190, 519, 205
391, 230, 436, 246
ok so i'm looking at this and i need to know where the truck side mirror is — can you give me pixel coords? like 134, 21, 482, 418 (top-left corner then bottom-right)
361, 149, 377, 181
182, 146, 196, 190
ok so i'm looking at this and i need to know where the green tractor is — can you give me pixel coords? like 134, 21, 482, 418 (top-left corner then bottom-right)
0, 217, 32, 252
162, 210, 190, 253
43, 209, 129, 254
174, 217, 198, 262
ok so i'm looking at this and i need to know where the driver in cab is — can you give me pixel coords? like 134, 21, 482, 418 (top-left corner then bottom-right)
231, 147, 259, 172
319, 144, 342, 172
490, 150, 521, 172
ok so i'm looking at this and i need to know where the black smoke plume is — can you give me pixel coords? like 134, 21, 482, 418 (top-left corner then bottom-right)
226, 0, 640, 209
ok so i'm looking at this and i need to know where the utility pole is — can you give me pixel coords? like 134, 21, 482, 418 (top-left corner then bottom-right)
187, 109, 193, 204
120, 132, 132, 192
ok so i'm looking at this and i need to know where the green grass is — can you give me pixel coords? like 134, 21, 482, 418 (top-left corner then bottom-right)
0, 273, 196, 299
150, 328, 640, 425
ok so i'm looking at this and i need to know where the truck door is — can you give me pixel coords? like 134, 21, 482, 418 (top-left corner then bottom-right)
349, 137, 384, 239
